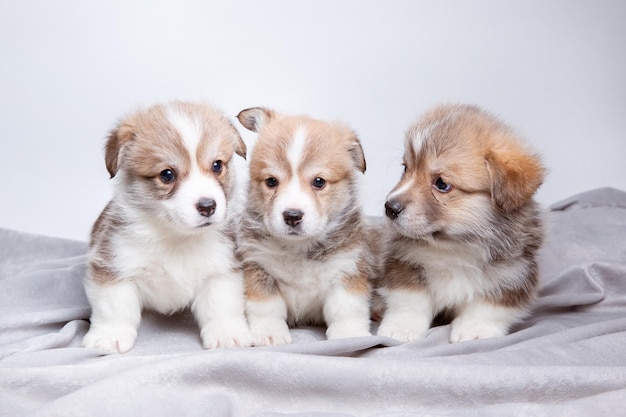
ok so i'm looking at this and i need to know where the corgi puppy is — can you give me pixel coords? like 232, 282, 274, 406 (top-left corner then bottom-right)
237, 107, 376, 345
377, 104, 545, 343
82, 101, 252, 353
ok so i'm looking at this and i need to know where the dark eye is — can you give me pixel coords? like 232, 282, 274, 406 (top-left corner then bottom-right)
433, 177, 451, 193
159, 169, 176, 184
212, 160, 223, 174
265, 177, 278, 188
312, 177, 326, 189
402, 163, 408, 174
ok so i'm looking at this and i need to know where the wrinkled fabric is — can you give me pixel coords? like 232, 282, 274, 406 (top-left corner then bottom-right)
1, 188, 625, 417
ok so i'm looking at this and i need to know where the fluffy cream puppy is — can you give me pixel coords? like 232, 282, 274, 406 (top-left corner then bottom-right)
378, 104, 545, 343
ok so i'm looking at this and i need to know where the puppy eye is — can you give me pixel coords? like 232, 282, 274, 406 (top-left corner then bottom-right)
433, 177, 452, 193
265, 177, 279, 188
212, 160, 223, 174
402, 163, 408, 173
312, 177, 326, 189
159, 169, 176, 184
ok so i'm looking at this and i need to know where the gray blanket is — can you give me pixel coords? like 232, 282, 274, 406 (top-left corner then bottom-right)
1, 188, 625, 416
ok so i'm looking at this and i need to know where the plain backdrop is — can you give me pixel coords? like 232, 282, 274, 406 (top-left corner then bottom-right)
1, 0, 624, 242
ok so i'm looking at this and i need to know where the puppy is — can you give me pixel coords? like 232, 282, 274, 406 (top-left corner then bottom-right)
377, 104, 545, 343
82, 101, 252, 353
236, 107, 376, 345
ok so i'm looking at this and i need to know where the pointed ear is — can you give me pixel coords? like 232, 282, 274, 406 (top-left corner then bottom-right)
485, 141, 545, 211
237, 107, 274, 132
228, 123, 247, 160
104, 122, 134, 178
348, 132, 367, 173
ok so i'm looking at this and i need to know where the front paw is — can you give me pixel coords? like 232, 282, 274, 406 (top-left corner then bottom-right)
82, 324, 138, 353
326, 322, 372, 340
449, 320, 507, 343
249, 319, 292, 346
377, 317, 429, 342
200, 319, 252, 349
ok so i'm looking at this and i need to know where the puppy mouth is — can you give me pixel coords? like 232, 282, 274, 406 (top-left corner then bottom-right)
283, 228, 308, 239
275, 224, 316, 241
164, 213, 214, 230
387, 214, 437, 239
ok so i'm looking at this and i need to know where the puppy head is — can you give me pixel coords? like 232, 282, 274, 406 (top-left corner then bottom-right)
238, 107, 365, 241
385, 104, 545, 240
105, 101, 246, 231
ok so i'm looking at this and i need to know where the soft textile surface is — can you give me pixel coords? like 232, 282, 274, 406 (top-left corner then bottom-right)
1, 188, 625, 416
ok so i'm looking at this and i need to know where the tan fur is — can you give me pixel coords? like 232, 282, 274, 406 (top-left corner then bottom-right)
344, 257, 373, 294
240, 107, 367, 255
243, 264, 279, 301
389, 104, 545, 233
106, 103, 246, 180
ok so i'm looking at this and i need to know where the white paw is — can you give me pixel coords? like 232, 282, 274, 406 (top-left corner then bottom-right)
82, 324, 138, 353
376, 314, 430, 342
449, 320, 507, 343
200, 319, 252, 349
376, 322, 428, 342
249, 320, 292, 346
251, 331, 292, 347
326, 322, 372, 340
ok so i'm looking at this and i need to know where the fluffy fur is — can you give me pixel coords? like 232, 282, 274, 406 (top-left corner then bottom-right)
237, 107, 378, 346
377, 104, 545, 343
82, 101, 252, 353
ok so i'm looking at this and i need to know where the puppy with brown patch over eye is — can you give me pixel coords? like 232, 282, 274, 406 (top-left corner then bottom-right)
377, 104, 546, 343
82, 101, 252, 353
237, 107, 378, 346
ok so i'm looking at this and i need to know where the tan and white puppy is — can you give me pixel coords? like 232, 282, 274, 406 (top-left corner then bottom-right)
82, 101, 252, 353
377, 104, 545, 343
237, 107, 376, 345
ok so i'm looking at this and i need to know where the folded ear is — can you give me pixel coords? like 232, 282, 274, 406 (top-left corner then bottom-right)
348, 132, 367, 173
237, 107, 274, 132
104, 122, 135, 178
485, 140, 545, 212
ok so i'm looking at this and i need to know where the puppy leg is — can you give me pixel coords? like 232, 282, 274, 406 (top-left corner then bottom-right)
244, 264, 292, 346
82, 280, 142, 353
376, 288, 434, 342
323, 284, 372, 339
192, 270, 252, 349
449, 300, 525, 343
246, 295, 292, 346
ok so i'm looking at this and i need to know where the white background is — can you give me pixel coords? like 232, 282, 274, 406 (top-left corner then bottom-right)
1, 0, 624, 241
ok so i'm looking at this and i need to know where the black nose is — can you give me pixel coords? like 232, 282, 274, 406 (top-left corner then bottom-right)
196, 198, 216, 217
283, 209, 304, 227
385, 200, 404, 219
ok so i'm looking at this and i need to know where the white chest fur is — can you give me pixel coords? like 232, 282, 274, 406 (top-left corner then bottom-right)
110, 225, 236, 314
250, 242, 361, 324
402, 241, 495, 310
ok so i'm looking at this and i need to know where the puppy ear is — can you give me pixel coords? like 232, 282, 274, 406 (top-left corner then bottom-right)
485, 140, 545, 211
104, 122, 134, 178
237, 107, 274, 132
348, 132, 367, 173
228, 123, 247, 160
